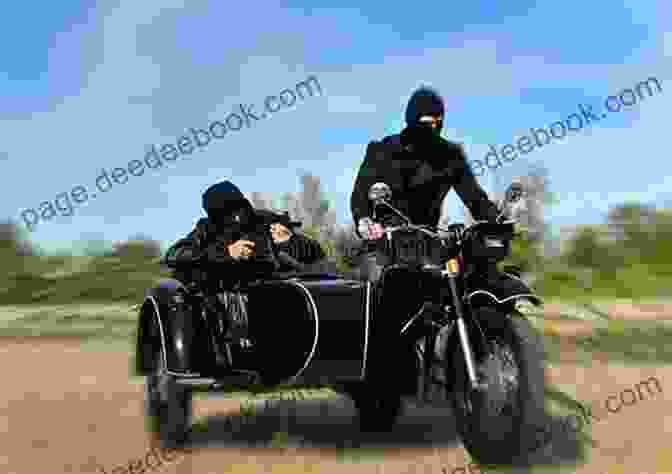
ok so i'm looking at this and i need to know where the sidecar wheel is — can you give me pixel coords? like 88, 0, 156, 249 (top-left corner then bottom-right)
353, 391, 403, 433
451, 309, 546, 465
145, 343, 192, 448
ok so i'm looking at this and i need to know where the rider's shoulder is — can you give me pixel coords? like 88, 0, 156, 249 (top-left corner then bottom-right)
193, 218, 211, 238
439, 138, 467, 158
364, 134, 400, 163
366, 134, 401, 150
438, 136, 463, 149
380, 134, 403, 146
373, 134, 407, 156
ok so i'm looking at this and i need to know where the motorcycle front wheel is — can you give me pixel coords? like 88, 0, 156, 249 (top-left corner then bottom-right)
451, 307, 546, 465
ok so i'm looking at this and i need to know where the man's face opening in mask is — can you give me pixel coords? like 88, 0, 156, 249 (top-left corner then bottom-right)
416, 114, 443, 137
412, 115, 443, 141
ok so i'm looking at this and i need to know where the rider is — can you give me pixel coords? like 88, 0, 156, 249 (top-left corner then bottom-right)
164, 180, 324, 362
165, 181, 325, 277
164, 180, 275, 277
351, 85, 500, 281
349, 86, 501, 412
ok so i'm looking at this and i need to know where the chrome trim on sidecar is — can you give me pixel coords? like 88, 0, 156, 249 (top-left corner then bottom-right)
284, 280, 320, 384
466, 290, 543, 305
361, 281, 372, 379
146, 295, 168, 373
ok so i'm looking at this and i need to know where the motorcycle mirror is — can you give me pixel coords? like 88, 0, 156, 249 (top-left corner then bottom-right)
368, 182, 392, 203
504, 182, 524, 204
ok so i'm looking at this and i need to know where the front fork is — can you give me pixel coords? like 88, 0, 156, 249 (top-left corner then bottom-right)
443, 263, 484, 391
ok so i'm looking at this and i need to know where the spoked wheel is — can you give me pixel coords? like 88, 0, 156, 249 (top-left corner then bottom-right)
451, 308, 546, 465
145, 343, 192, 448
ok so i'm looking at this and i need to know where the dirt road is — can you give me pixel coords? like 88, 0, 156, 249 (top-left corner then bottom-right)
0, 322, 670, 473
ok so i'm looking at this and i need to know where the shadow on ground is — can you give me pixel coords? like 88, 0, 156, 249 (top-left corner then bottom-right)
183, 395, 590, 471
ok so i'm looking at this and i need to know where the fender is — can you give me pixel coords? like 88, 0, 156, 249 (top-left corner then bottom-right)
135, 278, 213, 376
465, 271, 543, 308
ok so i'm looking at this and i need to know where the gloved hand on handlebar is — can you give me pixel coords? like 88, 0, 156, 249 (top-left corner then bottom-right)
357, 217, 385, 240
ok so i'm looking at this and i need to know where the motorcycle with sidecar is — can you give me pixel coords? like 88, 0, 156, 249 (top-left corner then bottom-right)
134, 182, 546, 464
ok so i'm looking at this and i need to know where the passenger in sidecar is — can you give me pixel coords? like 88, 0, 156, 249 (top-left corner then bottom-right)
155, 180, 328, 368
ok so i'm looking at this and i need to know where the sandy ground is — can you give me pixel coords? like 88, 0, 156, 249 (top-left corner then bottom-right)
1, 304, 671, 474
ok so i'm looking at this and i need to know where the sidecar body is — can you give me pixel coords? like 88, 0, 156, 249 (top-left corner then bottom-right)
135, 272, 378, 388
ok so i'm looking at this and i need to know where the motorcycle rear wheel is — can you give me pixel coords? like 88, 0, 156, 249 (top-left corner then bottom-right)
451, 307, 546, 465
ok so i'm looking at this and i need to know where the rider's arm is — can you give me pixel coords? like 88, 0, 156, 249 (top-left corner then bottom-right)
276, 232, 326, 265
163, 219, 237, 266
452, 144, 499, 222
351, 141, 398, 236
163, 220, 208, 266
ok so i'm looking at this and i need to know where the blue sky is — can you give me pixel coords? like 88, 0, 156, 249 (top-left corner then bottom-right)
1, 0, 671, 252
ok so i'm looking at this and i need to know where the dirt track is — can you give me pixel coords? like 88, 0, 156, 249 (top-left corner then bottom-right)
1, 326, 670, 473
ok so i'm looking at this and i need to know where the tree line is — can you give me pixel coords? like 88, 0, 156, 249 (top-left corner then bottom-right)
0, 168, 668, 301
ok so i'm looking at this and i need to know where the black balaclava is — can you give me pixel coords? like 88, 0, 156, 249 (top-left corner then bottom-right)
403, 86, 445, 144
202, 181, 254, 229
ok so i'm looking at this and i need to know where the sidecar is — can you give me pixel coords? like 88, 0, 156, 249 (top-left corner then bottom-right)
136, 268, 416, 446
135, 271, 378, 388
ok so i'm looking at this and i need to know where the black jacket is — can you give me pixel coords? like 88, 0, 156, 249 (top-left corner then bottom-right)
164, 180, 325, 274
164, 217, 244, 267
164, 217, 326, 275
350, 128, 499, 236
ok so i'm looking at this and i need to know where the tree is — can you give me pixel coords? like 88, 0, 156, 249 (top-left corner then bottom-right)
0, 219, 35, 257
514, 165, 551, 243
297, 173, 332, 229
565, 227, 612, 269
605, 203, 672, 269
496, 164, 555, 273
606, 203, 657, 259
79, 239, 112, 257
111, 234, 162, 260
249, 191, 273, 210
259, 173, 335, 239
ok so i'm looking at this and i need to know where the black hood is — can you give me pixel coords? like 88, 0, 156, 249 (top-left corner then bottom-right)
405, 86, 445, 126
202, 181, 253, 223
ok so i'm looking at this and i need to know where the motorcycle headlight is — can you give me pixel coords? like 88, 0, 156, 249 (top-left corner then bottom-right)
514, 299, 537, 315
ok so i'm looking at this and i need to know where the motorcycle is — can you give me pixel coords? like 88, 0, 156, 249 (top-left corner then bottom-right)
361, 181, 547, 463
134, 183, 546, 464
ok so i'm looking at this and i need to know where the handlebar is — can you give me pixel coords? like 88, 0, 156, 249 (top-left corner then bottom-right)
377, 219, 517, 243
380, 223, 442, 239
